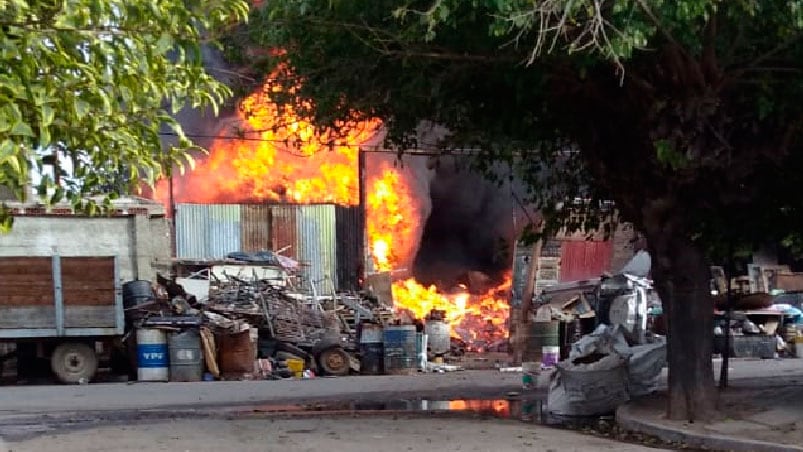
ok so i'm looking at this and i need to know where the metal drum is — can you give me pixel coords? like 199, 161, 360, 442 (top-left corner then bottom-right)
123, 280, 154, 309
521, 321, 560, 364
359, 323, 384, 375
218, 330, 255, 375
137, 328, 168, 382
425, 320, 450, 356
383, 324, 417, 375
168, 329, 204, 382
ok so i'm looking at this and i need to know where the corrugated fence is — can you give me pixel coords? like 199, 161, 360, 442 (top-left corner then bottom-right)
175, 203, 363, 292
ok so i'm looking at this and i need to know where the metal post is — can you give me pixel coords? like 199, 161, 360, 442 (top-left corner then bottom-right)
358, 148, 369, 280
114, 255, 125, 334
51, 254, 64, 336
720, 246, 734, 389
168, 164, 177, 260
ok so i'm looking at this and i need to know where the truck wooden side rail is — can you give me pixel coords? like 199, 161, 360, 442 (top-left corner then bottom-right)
0, 255, 124, 383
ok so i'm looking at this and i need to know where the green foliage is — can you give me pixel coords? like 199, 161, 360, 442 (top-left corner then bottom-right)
234, 0, 803, 262
0, 0, 250, 231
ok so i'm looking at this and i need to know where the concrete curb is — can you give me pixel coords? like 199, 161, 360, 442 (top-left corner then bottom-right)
616, 404, 803, 452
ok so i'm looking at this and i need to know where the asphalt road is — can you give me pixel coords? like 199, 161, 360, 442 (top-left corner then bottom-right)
11, 417, 658, 452
0, 371, 522, 415
0, 358, 801, 417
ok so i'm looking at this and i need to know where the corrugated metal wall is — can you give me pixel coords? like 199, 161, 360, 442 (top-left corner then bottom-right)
559, 240, 613, 282
175, 203, 363, 293
175, 204, 241, 259
240, 205, 272, 253
296, 204, 337, 295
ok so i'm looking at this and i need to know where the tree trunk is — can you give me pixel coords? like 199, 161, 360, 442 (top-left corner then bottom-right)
648, 231, 718, 421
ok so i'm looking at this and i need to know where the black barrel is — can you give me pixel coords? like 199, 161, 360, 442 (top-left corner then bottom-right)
123, 280, 154, 309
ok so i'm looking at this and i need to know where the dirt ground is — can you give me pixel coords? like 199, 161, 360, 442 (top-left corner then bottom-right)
8, 416, 661, 452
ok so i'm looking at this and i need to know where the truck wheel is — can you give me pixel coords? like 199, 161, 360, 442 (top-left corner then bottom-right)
317, 347, 350, 376
51, 343, 98, 384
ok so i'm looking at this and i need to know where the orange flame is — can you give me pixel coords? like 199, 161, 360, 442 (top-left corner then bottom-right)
154, 66, 378, 205
365, 159, 511, 345
155, 66, 510, 345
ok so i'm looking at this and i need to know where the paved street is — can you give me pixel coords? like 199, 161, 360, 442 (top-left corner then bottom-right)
0, 371, 521, 415
0, 359, 801, 451
11, 416, 656, 452
1, 358, 801, 416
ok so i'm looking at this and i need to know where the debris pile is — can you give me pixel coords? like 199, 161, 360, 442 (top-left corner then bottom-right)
547, 325, 666, 416
124, 265, 451, 381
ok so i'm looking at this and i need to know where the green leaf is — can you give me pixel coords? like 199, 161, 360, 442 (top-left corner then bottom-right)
10, 121, 34, 137
74, 100, 91, 120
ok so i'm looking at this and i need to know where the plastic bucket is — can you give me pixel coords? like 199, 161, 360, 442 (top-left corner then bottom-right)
286, 358, 304, 377
541, 346, 560, 369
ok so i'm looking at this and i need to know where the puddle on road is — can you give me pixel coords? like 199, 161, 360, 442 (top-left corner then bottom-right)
244, 397, 604, 429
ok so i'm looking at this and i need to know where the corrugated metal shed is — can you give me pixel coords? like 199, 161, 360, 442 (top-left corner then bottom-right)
295, 205, 338, 295
174, 203, 363, 293
240, 204, 272, 253
175, 204, 241, 259
559, 240, 613, 282
335, 206, 363, 291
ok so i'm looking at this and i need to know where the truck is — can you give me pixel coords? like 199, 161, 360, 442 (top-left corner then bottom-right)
0, 255, 125, 383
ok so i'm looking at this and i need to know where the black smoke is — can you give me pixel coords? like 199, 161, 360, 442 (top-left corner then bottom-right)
412, 158, 518, 291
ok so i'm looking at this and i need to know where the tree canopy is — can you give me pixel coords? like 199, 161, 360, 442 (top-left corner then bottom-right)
0, 0, 249, 229
230, 0, 803, 419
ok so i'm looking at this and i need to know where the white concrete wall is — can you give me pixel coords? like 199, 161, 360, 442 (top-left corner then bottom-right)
0, 216, 170, 282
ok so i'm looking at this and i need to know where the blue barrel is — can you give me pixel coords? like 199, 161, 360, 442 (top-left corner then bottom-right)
137, 328, 168, 382
383, 324, 417, 375
359, 323, 384, 375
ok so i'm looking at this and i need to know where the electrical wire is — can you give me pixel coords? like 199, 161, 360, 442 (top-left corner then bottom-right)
158, 131, 487, 156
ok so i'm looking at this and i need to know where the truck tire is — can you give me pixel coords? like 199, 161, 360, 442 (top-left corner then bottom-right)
51, 343, 98, 384
317, 347, 350, 376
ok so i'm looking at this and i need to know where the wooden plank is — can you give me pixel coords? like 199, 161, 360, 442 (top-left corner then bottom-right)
0, 294, 54, 306
64, 305, 116, 328
0, 267, 53, 277
61, 267, 115, 280
61, 281, 115, 291
0, 280, 53, 289
62, 289, 116, 306
0, 257, 52, 268
61, 257, 115, 276
0, 286, 54, 297
0, 306, 55, 328
365, 272, 393, 306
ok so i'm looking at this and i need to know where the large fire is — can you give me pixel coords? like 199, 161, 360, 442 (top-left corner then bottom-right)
156, 69, 510, 347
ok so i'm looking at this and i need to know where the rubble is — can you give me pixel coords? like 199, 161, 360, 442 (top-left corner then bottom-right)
123, 264, 431, 382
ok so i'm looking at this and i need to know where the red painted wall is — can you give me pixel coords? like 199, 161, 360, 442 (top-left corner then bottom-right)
559, 240, 614, 282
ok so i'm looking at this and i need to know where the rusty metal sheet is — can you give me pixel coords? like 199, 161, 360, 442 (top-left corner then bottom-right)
335, 205, 363, 291
559, 240, 613, 282
240, 205, 272, 253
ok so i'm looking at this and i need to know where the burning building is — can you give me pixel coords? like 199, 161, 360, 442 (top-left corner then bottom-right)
153, 70, 516, 350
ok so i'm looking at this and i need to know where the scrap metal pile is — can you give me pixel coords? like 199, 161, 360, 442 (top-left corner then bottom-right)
123, 269, 398, 380
203, 274, 394, 344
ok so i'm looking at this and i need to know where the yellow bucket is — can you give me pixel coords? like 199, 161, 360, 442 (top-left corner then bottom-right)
286, 358, 304, 377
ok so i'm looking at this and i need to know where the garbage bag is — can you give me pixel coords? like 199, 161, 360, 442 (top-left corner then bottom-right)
547, 355, 630, 416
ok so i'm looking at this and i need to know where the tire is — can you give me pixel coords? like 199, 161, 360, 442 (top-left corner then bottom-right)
51, 343, 98, 384
317, 347, 350, 376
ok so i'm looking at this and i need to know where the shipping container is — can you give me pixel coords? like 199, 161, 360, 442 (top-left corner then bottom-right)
174, 203, 364, 293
